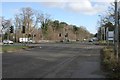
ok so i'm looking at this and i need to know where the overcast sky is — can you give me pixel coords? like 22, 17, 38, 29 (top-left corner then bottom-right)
1, 0, 120, 34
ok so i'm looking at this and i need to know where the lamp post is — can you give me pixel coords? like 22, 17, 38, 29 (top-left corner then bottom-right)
98, 15, 103, 41
115, 0, 119, 60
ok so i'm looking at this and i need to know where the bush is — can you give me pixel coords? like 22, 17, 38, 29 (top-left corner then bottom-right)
96, 40, 107, 45
101, 47, 120, 78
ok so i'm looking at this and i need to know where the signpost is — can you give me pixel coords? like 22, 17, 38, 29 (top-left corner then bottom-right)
108, 31, 114, 41
106, 28, 114, 45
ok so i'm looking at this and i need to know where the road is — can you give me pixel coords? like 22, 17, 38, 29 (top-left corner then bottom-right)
2, 43, 107, 78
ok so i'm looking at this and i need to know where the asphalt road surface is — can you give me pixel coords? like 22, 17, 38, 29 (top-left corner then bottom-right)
2, 43, 106, 78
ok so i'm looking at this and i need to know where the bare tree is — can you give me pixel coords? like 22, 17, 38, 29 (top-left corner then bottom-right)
20, 7, 34, 39
14, 15, 23, 42
1, 17, 12, 40
14, 7, 43, 42
1, 17, 11, 31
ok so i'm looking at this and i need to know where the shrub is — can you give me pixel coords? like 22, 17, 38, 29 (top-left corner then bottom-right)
101, 47, 120, 78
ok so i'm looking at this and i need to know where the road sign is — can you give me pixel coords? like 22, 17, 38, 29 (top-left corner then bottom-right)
108, 31, 114, 37
108, 31, 114, 41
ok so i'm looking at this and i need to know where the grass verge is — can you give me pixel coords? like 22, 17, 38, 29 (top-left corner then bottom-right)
101, 46, 120, 78
2, 45, 30, 53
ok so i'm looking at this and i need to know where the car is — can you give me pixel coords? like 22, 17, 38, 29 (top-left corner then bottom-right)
67, 39, 70, 42
27, 40, 35, 43
89, 39, 93, 42
3, 40, 13, 44
76, 39, 79, 41
60, 40, 64, 42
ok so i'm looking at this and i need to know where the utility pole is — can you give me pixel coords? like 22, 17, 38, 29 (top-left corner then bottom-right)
104, 27, 106, 41
106, 27, 109, 46
115, 0, 119, 60
98, 15, 103, 41
101, 27, 102, 41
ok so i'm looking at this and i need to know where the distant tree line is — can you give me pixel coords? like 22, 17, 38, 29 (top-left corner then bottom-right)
1, 7, 92, 42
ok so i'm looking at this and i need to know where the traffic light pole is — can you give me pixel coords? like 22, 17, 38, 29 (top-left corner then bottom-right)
8, 26, 10, 40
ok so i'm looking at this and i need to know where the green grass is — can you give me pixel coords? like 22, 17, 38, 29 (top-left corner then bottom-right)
2, 45, 29, 53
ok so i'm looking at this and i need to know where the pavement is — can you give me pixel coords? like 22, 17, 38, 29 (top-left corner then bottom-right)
2, 43, 107, 78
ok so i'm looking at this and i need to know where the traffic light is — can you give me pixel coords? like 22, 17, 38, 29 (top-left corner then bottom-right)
22, 26, 25, 33
10, 26, 14, 33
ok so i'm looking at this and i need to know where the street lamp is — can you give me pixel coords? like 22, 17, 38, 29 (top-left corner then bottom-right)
114, 0, 119, 60
98, 15, 102, 40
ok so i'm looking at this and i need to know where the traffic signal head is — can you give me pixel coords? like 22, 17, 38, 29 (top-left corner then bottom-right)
10, 26, 14, 33
22, 26, 25, 33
